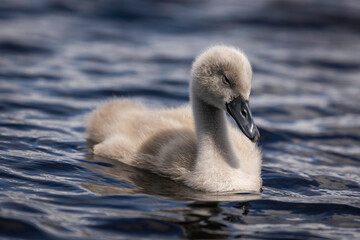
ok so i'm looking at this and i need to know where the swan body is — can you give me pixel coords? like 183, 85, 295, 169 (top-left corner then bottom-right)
87, 45, 262, 192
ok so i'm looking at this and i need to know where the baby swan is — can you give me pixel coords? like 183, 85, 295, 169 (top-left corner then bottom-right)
87, 45, 262, 192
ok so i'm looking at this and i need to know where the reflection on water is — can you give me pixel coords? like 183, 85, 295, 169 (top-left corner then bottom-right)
0, 0, 360, 239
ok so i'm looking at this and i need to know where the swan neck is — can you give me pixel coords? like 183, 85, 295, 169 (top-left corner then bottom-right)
191, 94, 240, 168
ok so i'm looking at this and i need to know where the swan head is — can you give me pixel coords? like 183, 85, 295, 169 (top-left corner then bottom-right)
190, 45, 260, 142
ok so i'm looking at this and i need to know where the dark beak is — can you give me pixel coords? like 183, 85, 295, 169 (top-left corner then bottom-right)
226, 95, 260, 142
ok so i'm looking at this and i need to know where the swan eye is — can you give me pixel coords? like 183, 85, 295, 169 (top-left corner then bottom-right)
222, 75, 231, 86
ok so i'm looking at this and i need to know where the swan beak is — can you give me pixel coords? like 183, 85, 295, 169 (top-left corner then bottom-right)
226, 95, 260, 142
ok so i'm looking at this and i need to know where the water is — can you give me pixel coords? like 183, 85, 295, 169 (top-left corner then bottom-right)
1, 0, 360, 239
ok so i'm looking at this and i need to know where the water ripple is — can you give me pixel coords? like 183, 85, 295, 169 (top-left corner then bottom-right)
0, 0, 360, 239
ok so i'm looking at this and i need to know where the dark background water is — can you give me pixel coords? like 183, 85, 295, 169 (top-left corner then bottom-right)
1, 0, 360, 239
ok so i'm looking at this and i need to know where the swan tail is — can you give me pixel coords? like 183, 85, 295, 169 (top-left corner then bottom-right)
87, 98, 145, 143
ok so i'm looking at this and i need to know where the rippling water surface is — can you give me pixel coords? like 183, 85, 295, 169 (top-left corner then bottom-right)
1, 0, 360, 239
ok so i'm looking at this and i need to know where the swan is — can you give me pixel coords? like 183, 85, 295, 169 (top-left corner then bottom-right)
87, 45, 262, 192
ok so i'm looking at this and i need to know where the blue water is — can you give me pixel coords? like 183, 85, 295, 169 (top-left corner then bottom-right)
1, 0, 360, 239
